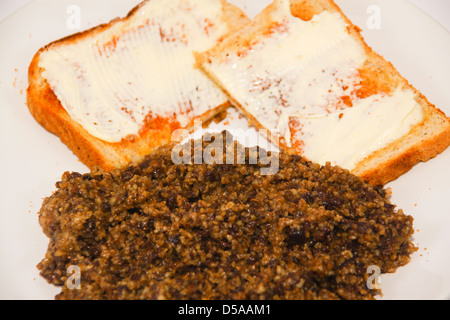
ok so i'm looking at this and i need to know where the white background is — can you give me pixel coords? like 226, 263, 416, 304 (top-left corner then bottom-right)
1, 0, 450, 31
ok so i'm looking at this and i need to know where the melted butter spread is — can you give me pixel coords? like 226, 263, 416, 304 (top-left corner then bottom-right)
203, 0, 424, 170
290, 88, 423, 169
39, 0, 230, 143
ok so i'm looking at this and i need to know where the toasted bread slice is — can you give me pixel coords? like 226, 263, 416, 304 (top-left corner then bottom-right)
197, 0, 450, 186
27, 0, 250, 171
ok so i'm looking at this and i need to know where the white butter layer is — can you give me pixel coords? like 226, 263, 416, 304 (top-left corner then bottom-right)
290, 88, 423, 169
203, 0, 424, 170
39, 0, 230, 143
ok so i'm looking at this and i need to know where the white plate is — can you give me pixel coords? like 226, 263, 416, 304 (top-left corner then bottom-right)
0, 0, 449, 300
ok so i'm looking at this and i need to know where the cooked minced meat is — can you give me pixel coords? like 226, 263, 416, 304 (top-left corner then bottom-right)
37, 133, 416, 300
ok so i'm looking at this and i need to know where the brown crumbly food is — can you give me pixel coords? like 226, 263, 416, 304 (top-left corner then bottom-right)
37, 134, 416, 300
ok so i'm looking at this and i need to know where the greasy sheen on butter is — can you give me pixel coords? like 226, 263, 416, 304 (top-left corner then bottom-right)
289, 88, 423, 170
201, 0, 424, 170
39, 0, 231, 143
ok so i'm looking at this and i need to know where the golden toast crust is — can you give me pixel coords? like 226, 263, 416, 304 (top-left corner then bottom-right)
27, 0, 250, 171
197, 0, 450, 186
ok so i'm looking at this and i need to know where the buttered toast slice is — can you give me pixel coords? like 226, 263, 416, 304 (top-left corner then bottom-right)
27, 0, 249, 171
197, 0, 450, 186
